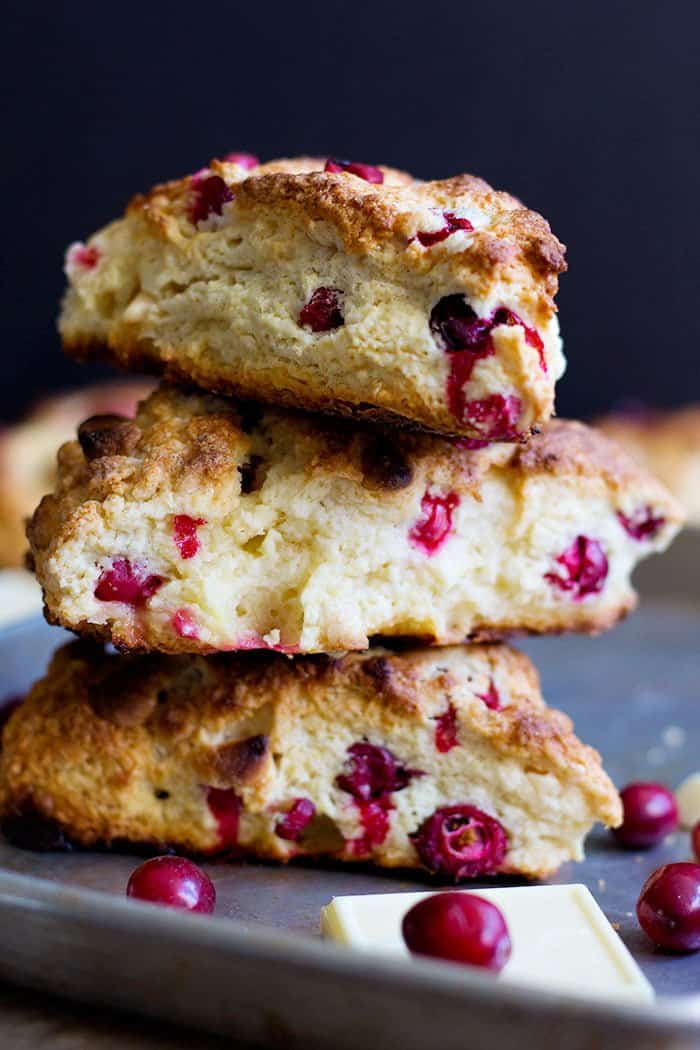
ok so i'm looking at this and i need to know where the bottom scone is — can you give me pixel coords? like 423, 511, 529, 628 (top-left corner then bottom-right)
0, 640, 621, 879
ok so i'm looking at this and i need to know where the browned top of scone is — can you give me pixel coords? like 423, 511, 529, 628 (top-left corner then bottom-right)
1, 639, 617, 819
27, 385, 681, 563
120, 155, 565, 309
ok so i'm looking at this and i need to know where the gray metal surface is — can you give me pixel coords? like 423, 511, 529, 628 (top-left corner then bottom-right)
0, 541, 698, 1047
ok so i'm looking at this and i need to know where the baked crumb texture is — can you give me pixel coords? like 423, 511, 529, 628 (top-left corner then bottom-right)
28, 386, 684, 654
0, 380, 153, 568
60, 155, 567, 441
0, 639, 621, 879
597, 405, 700, 527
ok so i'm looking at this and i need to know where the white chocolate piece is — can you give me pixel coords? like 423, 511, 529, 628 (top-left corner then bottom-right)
321, 884, 653, 1002
675, 772, 700, 830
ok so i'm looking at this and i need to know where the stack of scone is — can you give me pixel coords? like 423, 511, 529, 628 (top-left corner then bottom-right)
0, 155, 684, 881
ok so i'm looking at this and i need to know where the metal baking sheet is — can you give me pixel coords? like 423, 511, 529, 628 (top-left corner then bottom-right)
0, 542, 699, 1048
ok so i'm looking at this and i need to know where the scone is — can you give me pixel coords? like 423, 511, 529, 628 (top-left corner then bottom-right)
59, 154, 566, 441
0, 380, 153, 567
0, 639, 621, 879
28, 386, 683, 654
597, 405, 700, 527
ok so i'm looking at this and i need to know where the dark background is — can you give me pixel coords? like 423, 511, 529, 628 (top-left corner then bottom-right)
2, 1, 698, 420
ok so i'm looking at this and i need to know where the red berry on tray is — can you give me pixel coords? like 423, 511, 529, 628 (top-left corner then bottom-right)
127, 856, 216, 914
402, 892, 511, 971
637, 862, 700, 952
613, 782, 679, 849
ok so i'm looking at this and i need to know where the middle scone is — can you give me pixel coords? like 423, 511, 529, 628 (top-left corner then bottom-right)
29, 385, 683, 654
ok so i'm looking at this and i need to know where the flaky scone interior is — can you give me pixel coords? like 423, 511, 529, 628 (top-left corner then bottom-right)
0, 640, 620, 879
28, 385, 684, 654
59, 154, 566, 441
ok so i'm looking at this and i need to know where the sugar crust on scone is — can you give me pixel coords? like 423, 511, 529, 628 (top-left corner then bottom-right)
0, 380, 153, 568
27, 386, 684, 654
597, 405, 700, 527
59, 155, 567, 440
0, 640, 621, 879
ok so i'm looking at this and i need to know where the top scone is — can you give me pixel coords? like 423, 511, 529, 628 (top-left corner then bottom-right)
59, 154, 566, 441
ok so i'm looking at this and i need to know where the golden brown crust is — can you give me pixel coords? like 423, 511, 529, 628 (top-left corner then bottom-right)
59, 156, 566, 440
27, 385, 684, 654
0, 640, 621, 877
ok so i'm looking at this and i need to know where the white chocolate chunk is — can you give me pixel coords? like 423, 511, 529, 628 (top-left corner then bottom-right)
321, 884, 652, 1002
675, 772, 700, 830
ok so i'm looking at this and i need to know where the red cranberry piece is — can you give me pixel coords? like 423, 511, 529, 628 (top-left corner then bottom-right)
127, 856, 215, 914
233, 633, 299, 654
612, 782, 678, 849
206, 787, 240, 848
402, 892, 511, 971
617, 506, 666, 541
435, 703, 458, 753
67, 242, 101, 271
336, 742, 420, 801
411, 804, 508, 879
188, 174, 234, 225
172, 608, 199, 640
430, 295, 492, 354
476, 681, 501, 710
545, 535, 608, 600
94, 558, 164, 607
637, 862, 700, 952
492, 307, 546, 371
353, 800, 392, 851
324, 158, 384, 184
299, 287, 344, 332
417, 212, 474, 247
223, 152, 259, 169
463, 394, 522, 441
173, 514, 206, 559
409, 490, 460, 556
276, 798, 316, 841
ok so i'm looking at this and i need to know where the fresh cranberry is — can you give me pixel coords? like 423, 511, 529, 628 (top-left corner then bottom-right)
617, 507, 666, 541
324, 158, 384, 184
402, 892, 511, 971
66, 242, 101, 271
411, 805, 508, 879
492, 307, 546, 372
545, 536, 608, 600
417, 212, 474, 247
476, 681, 501, 710
692, 822, 700, 861
127, 856, 215, 914
409, 490, 460, 556
336, 742, 420, 801
430, 296, 492, 354
276, 798, 316, 841
613, 783, 678, 849
172, 608, 199, 640
205, 787, 240, 849
223, 152, 259, 169
188, 174, 234, 225
299, 287, 344, 332
637, 863, 700, 952
463, 394, 522, 442
94, 558, 164, 607
435, 704, 458, 753
173, 514, 206, 559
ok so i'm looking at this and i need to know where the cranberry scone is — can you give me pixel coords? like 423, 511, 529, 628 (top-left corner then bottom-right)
59, 154, 566, 441
598, 405, 700, 528
28, 386, 683, 654
0, 380, 153, 567
0, 640, 621, 878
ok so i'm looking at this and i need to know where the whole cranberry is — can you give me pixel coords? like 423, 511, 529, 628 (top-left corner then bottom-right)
411, 804, 507, 879
402, 892, 511, 972
637, 863, 700, 952
127, 856, 216, 914
613, 782, 679, 849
